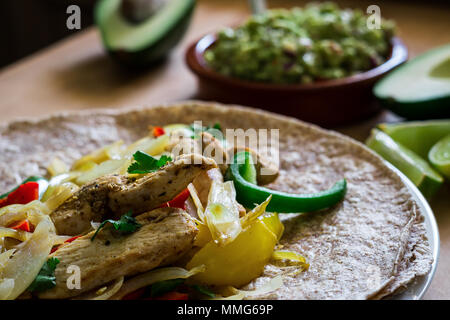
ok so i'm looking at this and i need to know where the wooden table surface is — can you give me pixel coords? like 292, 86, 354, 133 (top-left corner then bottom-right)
0, 0, 449, 299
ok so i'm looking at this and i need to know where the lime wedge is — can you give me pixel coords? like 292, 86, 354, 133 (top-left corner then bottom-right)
377, 120, 450, 158
366, 129, 444, 199
429, 134, 450, 179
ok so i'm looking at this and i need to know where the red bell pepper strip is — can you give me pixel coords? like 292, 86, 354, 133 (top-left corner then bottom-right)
9, 219, 32, 232
123, 289, 188, 300
0, 182, 39, 209
65, 236, 81, 243
0, 176, 48, 200
122, 288, 146, 300
153, 291, 189, 300
50, 235, 81, 253
153, 126, 165, 137
50, 246, 59, 254
159, 188, 190, 210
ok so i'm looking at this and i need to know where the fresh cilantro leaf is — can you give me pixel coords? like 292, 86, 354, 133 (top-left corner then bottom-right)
151, 278, 185, 297
188, 123, 203, 134
191, 284, 215, 298
127, 151, 172, 174
91, 212, 142, 241
112, 214, 142, 233
28, 257, 60, 292
212, 123, 221, 131
189, 122, 223, 140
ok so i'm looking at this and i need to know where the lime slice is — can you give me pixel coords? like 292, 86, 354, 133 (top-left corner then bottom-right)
366, 129, 444, 199
377, 120, 450, 158
429, 134, 450, 179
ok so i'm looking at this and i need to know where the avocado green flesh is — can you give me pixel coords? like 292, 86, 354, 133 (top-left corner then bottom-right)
378, 120, 450, 159
96, 0, 194, 52
375, 44, 450, 102
366, 129, 443, 199
374, 44, 450, 119
429, 57, 450, 79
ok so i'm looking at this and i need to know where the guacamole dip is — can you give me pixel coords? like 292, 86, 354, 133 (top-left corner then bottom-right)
204, 2, 395, 84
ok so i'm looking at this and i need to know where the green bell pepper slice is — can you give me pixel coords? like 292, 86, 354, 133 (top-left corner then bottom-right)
227, 152, 347, 213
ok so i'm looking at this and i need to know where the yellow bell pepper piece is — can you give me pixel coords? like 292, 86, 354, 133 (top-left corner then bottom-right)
47, 158, 69, 177
186, 219, 277, 287
72, 140, 123, 170
259, 212, 284, 241
123, 135, 169, 158
272, 251, 307, 264
193, 222, 212, 247
193, 210, 284, 248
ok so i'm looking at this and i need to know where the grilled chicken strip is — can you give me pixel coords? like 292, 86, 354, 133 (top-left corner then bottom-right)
51, 154, 216, 236
168, 131, 228, 174
228, 147, 279, 185
190, 168, 246, 217
192, 168, 224, 209
38, 207, 197, 299
201, 132, 228, 174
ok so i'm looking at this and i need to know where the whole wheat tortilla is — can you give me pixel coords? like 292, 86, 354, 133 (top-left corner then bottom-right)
0, 101, 433, 299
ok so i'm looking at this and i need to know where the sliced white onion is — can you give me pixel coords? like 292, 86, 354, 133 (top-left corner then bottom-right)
111, 265, 206, 300
214, 275, 283, 300
0, 249, 15, 275
41, 173, 76, 202
187, 183, 205, 222
214, 291, 245, 300
91, 277, 124, 300
0, 216, 54, 300
72, 140, 124, 170
204, 181, 242, 246
122, 135, 169, 158
0, 278, 14, 299
50, 235, 73, 246
0, 227, 30, 242
44, 182, 79, 211
47, 158, 69, 177
75, 159, 128, 186
241, 195, 272, 228
90, 221, 101, 230
0, 201, 50, 227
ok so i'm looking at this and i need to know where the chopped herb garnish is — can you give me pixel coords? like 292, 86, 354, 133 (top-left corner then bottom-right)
212, 123, 221, 131
127, 151, 172, 174
189, 122, 223, 140
149, 278, 215, 298
151, 278, 185, 297
91, 212, 142, 241
28, 257, 60, 292
191, 284, 215, 298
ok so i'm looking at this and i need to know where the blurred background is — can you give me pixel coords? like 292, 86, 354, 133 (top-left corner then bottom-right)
1, 0, 93, 68
1, 0, 449, 68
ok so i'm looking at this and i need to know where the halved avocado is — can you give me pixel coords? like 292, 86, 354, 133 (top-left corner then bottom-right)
95, 0, 196, 67
374, 43, 450, 119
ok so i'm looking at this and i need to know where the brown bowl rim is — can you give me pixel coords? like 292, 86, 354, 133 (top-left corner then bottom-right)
186, 33, 408, 92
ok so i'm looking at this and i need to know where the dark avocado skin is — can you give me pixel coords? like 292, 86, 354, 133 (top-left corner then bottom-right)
379, 96, 450, 120
97, 0, 196, 69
